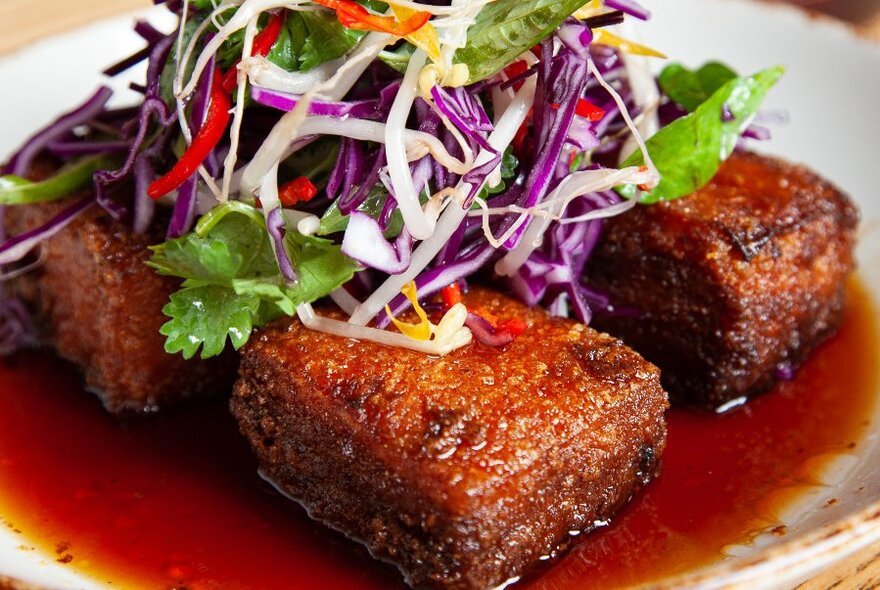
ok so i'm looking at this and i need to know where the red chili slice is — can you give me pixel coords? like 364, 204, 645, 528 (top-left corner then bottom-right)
221, 11, 286, 93
148, 67, 231, 200
313, 0, 429, 36
279, 177, 318, 207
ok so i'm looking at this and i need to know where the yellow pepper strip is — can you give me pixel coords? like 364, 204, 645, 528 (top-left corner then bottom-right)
385, 281, 432, 341
391, 3, 441, 62
593, 29, 667, 58
574, 0, 605, 20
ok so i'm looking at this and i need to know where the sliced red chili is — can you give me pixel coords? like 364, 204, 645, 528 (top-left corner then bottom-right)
512, 107, 534, 159
148, 67, 231, 200
497, 317, 527, 338
279, 176, 318, 207
550, 99, 606, 123
313, 0, 429, 36
503, 59, 528, 92
575, 98, 606, 122
440, 283, 462, 309
221, 11, 286, 92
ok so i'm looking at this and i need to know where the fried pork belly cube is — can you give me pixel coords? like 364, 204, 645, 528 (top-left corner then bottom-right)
586, 152, 859, 410
232, 288, 668, 589
5, 201, 236, 413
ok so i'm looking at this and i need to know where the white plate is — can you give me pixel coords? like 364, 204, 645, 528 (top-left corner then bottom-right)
1, 1, 879, 588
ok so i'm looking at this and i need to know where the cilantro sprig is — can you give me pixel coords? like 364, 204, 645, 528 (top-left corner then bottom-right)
148, 202, 357, 359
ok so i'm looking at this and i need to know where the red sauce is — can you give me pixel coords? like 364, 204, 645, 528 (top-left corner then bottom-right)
0, 280, 876, 590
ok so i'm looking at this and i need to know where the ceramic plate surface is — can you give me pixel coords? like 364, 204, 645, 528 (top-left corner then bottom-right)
1, 1, 879, 588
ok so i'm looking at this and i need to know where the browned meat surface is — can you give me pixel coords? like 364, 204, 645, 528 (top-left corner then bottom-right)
4, 191, 236, 414
232, 287, 668, 589
586, 152, 859, 410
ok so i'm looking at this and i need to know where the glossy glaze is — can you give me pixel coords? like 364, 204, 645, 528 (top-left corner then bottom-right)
0, 280, 875, 590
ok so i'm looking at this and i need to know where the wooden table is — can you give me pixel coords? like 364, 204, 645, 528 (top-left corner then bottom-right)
0, 1, 877, 589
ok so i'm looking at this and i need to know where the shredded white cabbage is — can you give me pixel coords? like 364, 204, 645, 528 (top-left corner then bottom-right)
587, 58, 659, 188
161, 1, 665, 356
348, 75, 538, 327
297, 302, 472, 356
242, 56, 339, 94
242, 115, 470, 198
221, 15, 259, 203
386, 49, 438, 241
494, 167, 652, 276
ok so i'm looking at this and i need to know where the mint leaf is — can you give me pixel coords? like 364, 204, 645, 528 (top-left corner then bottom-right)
149, 203, 357, 358
381, 0, 585, 82
619, 66, 784, 203
455, 0, 587, 84
658, 62, 738, 112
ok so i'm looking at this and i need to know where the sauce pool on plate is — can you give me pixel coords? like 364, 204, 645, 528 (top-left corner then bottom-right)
0, 280, 876, 590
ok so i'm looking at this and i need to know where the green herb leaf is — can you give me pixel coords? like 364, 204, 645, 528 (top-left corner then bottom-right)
149, 203, 357, 358
0, 155, 115, 206
455, 0, 586, 84
318, 187, 404, 237
159, 286, 262, 359
658, 62, 738, 112
379, 43, 416, 74
265, 13, 302, 72
295, 11, 366, 72
160, 17, 204, 106
474, 147, 519, 201
619, 66, 784, 203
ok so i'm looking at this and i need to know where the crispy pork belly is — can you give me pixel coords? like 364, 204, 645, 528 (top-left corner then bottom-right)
5, 199, 236, 414
232, 287, 668, 589
586, 152, 858, 410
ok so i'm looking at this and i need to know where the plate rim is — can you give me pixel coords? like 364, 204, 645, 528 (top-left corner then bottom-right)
0, 2, 879, 589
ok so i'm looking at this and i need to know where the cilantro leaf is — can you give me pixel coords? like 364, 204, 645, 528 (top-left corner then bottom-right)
149, 203, 357, 359
658, 62, 738, 113
160, 286, 262, 359
619, 66, 784, 203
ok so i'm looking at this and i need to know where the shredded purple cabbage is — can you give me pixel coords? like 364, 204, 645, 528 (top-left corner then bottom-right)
0, 1, 694, 354
0, 293, 35, 356
266, 208, 298, 283
341, 212, 413, 275
0, 198, 96, 266
3, 86, 113, 177
603, 0, 650, 21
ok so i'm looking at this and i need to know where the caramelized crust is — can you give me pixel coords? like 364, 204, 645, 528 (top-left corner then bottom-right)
5, 198, 236, 413
586, 152, 859, 410
232, 288, 668, 589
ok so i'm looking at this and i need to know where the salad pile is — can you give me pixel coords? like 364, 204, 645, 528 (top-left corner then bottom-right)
0, 0, 782, 358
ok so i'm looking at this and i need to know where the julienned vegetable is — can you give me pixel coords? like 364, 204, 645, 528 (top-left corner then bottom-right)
0, 0, 782, 360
